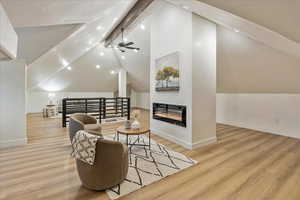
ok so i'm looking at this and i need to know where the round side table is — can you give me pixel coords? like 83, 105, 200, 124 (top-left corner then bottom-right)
116, 126, 151, 149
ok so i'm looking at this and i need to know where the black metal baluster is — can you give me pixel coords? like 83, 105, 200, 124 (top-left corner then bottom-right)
62, 99, 66, 127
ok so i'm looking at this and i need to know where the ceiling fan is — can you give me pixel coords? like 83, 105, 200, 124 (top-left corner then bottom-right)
114, 28, 140, 53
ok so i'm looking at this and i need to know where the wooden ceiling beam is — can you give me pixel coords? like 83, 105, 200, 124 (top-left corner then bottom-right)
104, 0, 154, 47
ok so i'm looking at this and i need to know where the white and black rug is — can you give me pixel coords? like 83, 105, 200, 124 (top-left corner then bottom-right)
104, 134, 198, 200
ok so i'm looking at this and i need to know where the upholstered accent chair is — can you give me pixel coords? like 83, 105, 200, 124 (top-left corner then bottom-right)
76, 138, 129, 190
69, 113, 102, 142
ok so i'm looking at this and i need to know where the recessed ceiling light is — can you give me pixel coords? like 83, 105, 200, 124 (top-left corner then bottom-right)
111, 70, 116, 74
234, 29, 240, 33
96, 65, 101, 69
183, 5, 190, 10
97, 26, 103, 30
61, 59, 69, 67
100, 52, 104, 56
140, 24, 146, 30
121, 55, 126, 60
124, 37, 128, 42
67, 66, 72, 71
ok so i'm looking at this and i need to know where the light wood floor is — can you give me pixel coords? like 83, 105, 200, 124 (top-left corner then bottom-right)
1, 110, 300, 200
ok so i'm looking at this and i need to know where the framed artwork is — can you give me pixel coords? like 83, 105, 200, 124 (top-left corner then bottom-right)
155, 52, 180, 92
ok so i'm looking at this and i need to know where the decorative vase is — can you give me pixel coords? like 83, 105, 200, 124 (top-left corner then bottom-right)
124, 120, 131, 129
131, 119, 141, 130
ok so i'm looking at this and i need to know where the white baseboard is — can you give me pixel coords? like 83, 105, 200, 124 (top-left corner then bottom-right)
151, 128, 216, 149
191, 137, 217, 149
132, 107, 150, 111
0, 138, 27, 149
217, 120, 300, 140
216, 93, 300, 140
152, 128, 192, 149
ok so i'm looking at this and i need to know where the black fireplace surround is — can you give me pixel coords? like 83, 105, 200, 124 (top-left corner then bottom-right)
153, 103, 187, 127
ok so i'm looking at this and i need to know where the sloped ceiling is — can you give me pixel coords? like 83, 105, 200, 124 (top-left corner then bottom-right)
196, 0, 300, 43
25, 0, 136, 92
34, 46, 120, 92
0, 0, 137, 27
166, 0, 300, 59
113, 20, 151, 92
32, 19, 151, 93
5, 0, 300, 94
217, 26, 300, 93
16, 24, 80, 64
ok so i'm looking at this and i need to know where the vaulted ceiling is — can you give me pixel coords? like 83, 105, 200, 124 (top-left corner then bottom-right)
196, 0, 300, 43
0, 0, 139, 93
0, 0, 137, 27
36, 45, 121, 92
15, 24, 80, 64
113, 20, 151, 92
1, 0, 299, 93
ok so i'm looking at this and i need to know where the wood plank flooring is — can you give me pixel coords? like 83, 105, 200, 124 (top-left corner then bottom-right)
1, 111, 300, 200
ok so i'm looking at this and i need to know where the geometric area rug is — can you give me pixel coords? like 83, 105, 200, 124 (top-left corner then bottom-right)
104, 134, 198, 200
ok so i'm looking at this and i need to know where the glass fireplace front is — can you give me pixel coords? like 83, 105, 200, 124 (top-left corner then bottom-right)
153, 103, 186, 127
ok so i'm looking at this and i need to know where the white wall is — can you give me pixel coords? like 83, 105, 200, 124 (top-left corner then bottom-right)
27, 91, 113, 113
130, 89, 137, 108
216, 25, 300, 139
192, 14, 217, 146
130, 91, 150, 110
0, 60, 27, 148
150, 1, 216, 149
150, 0, 193, 148
118, 68, 127, 97
217, 94, 300, 139
135, 92, 150, 110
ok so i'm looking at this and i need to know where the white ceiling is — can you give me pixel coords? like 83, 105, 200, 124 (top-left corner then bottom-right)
0, 0, 137, 27
4, 0, 299, 93
1, 0, 151, 93
16, 24, 80, 64
114, 20, 151, 92
196, 0, 300, 43
33, 19, 151, 93
34, 45, 120, 92
166, 0, 300, 59
26, 0, 137, 91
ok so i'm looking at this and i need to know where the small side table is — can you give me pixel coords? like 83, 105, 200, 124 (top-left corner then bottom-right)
43, 105, 58, 118
116, 126, 151, 149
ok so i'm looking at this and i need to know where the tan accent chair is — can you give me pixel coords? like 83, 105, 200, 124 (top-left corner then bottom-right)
76, 139, 129, 190
69, 113, 102, 142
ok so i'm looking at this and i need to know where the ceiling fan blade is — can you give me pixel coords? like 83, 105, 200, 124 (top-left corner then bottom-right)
124, 42, 134, 46
117, 47, 126, 52
125, 46, 139, 50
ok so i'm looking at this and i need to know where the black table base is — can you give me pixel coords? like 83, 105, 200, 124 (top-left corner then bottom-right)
117, 130, 151, 150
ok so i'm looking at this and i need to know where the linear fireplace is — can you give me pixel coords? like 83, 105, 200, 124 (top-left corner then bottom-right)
153, 103, 186, 127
